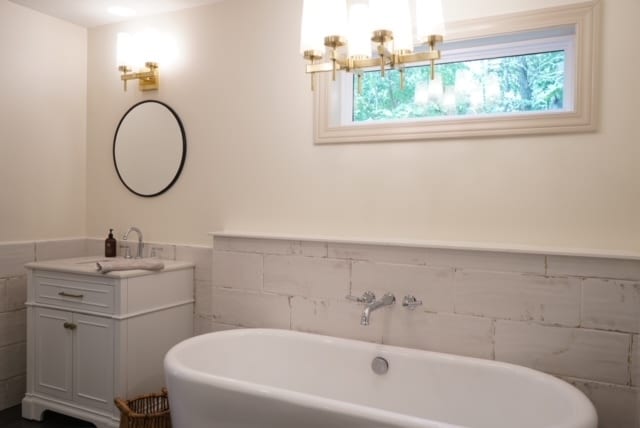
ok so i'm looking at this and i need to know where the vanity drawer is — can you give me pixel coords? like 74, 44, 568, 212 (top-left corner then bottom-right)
33, 273, 115, 314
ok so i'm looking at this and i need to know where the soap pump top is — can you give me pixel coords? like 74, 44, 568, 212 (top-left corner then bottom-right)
105, 228, 117, 257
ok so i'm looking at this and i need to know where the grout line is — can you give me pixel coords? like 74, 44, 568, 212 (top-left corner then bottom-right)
491, 318, 497, 361
579, 277, 584, 328
628, 334, 634, 386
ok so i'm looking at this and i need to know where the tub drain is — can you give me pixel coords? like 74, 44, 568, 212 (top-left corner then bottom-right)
371, 356, 389, 375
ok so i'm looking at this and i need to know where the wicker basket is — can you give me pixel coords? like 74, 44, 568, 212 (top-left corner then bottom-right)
115, 388, 172, 428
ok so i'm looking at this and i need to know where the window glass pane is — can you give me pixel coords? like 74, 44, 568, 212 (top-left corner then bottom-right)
353, 50, 566, 122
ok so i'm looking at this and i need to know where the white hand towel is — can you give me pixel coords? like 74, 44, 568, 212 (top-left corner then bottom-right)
96, 259, 164, 274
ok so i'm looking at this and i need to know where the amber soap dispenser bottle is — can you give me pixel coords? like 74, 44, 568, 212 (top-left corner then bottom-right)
105, 229, 117, 257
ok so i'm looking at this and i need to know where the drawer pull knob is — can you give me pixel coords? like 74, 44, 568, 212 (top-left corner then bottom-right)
59, 291, 84, 299
63, 322, 77, 330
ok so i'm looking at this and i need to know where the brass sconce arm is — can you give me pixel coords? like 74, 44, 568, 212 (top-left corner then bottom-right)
118, 62, 159, 91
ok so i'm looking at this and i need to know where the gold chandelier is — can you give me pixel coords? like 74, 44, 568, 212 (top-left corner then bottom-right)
300, 0, 445, 91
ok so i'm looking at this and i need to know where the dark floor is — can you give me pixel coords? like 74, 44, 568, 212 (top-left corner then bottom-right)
0, 405, 95, 428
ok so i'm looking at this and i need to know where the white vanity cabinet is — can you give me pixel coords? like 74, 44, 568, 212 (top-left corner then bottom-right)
33, 307, 114, 411
22, 257, 195, 428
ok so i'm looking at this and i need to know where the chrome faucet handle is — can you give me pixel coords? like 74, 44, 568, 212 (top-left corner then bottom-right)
380, 292, 396, 304
346, 291, 376, 304
402, 295, 422, 310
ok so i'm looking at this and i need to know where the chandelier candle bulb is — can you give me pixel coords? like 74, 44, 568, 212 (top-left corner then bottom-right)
299, 0, 326, 54
416, 0, 446, 41
389, 0, 413, 53
347, 1, 372, 59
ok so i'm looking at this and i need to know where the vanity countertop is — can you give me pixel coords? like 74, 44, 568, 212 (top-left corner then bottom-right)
25, 256, 194, 278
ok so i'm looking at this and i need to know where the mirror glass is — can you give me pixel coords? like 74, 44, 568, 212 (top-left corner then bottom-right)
113, 100, 186, 197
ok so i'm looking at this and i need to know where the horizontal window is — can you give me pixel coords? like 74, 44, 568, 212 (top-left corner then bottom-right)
313, 2, 599, 144
352, 43, 570, 122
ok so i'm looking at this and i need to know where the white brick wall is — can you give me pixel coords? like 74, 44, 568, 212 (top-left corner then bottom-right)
176, 245, 212, 282
494, 321, 630, 384
351, 262, 454, 312
215, 236, 327, 257
0, 243, 34, 278
381, 311, 494, 359
210, 288, 290, 329
0, 242, 35, 412
547, 255, 640, 280
328, 242, 428, 265
569, 378, 640, 428
264, 255, 349, 299
34, 239, 86, 262
423, 248, 546, 274
582, 279, 640, 333
0, 242, 54, 410
0, 311, 26, 348
0, 343, 26, 381
291, 297, 383, 343
454, 270, 581, 326
6, 277, 26, 312
207, 235, 640, 428
213, 250, 263, 290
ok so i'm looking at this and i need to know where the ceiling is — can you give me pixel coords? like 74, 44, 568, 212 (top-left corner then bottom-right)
9, 0, 226, 28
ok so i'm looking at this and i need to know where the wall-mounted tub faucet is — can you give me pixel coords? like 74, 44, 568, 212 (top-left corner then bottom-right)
360, 292, 395, 326
122, 226, 144, 259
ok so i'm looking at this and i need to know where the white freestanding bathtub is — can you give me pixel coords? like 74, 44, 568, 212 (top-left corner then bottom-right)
164, 329, 597, 428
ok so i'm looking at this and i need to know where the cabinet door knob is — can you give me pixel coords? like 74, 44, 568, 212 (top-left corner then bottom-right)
59, 291, 84, 299
63, 322, 77, 330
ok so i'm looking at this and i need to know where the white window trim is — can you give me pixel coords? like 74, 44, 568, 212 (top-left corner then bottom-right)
312, 1, 600, 144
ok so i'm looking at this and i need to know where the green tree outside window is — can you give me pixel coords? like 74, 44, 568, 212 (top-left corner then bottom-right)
353, 50, 565, 122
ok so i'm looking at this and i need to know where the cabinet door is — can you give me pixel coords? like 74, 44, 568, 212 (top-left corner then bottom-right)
73, 313, 114, 411
34, 308, 73, 401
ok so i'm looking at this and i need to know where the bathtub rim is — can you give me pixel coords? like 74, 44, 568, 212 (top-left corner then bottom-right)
164, 328, 598, 428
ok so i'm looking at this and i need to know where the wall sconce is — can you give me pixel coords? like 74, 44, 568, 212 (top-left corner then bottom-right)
117, 31, 160, 91
118, 62, 159, 92
300, 0, 445, 91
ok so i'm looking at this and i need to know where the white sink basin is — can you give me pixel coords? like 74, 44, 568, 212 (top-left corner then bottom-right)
74, 259, 112, 265
26, 256, 194, 278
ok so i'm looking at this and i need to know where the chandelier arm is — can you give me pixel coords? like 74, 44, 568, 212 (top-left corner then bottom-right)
302, 34, 443, 84
394, 51, 441, 64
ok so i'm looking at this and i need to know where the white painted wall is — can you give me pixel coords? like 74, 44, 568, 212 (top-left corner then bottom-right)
0, 1, 87, 241
86, 0, 640, 254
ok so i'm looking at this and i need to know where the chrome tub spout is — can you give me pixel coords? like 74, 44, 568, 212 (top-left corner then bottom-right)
361, 293, 395, 326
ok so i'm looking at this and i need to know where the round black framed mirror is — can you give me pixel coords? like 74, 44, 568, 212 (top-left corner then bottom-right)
113, 100, 186, 197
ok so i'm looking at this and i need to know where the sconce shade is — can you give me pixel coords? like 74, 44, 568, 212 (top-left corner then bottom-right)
116, 30, 164, 91
117, 32, 135, 67
368, 0, 413, 52
299, 0, 323, 53
136, 29, 162, 64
